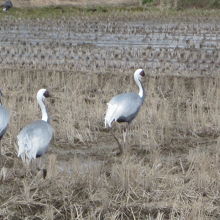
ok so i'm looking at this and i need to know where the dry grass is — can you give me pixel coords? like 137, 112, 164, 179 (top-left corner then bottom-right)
0, 10, 219, 220
0, 68, 219, 219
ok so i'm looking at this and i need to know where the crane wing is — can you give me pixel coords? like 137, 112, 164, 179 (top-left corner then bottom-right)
105, 102, 120, 127
17, 120, 53, 162
0, 106, 9, 138
105, 93, 142, 127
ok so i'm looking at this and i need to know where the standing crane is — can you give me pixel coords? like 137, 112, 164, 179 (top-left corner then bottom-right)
17, 89, 54, 169
0, 89, 10, 154
105, 68, 145, 154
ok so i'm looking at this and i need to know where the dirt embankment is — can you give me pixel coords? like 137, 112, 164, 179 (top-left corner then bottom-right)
9, 0, 139, 8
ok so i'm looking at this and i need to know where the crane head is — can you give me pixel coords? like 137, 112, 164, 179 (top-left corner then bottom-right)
37, 88, 50, 102
134, 69, 145, 81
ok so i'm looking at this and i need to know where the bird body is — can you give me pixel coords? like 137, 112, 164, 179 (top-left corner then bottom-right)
17, 120, 53, 161
105, 92, 143, 127
17, 89, 53, 162
105, 69, 145, 128
0, 105, 9, 140
3, 0, 13, 11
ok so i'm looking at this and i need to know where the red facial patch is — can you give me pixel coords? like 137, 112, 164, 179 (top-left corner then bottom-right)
140, 70, 145, 77
44, 90, 50, 98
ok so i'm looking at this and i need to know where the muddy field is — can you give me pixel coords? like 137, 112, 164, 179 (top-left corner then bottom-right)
0, 15, 219, 75
0, 11, 220, 219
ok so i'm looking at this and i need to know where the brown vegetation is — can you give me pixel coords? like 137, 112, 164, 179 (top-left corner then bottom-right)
0, 68, 220, 219
0, 13, 220, 219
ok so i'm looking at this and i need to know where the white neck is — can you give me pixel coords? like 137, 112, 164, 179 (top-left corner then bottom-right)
134, 76, 145, 102
37, 96, 48, 122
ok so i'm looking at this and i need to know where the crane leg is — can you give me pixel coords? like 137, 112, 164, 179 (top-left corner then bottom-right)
0, 138, 4, 155
0, 139, 5, 155
122, 125, 129, 153
110, 130, 123, 156
122, 128, 127, 144
36, 158, 47, 179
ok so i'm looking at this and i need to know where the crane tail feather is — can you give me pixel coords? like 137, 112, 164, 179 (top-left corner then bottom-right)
17, 135, 35, 163
104, 103, 117, 128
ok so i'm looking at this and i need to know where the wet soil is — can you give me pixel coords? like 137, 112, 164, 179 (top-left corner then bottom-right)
0, 17, 219, 75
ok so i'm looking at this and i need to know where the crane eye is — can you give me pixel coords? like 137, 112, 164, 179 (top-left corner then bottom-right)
140, 70, 145, 77
44, 90, 50, 98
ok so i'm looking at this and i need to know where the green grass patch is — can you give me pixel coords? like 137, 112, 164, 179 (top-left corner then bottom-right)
142, 0, 154, 4
0, 6, 83, 19
0, 5, 139, 19
180, 0, 220, 8
0, 5, 157, 19
0, 5, 219, 20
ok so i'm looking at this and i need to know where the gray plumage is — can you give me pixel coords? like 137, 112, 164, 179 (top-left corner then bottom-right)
17, 89, 53, 162
105, 69, 145, 128
0, 105, 9, 140
107, 92, 143, 124
0, 89, 9, 140
2, 0, 13, 11
17, 120, 53, 160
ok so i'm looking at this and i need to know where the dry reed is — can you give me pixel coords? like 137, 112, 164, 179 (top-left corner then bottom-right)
0, 11, 219, 220
0, 68, 219, 219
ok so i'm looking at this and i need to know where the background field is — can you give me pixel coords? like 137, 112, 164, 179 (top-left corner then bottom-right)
0, 7, 220, 220
10, 0, 138, 8
4, 0, 220, 8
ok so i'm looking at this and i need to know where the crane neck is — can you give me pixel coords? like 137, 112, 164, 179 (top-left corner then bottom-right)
135, 77, 145, 102
37, 96, 49, 122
